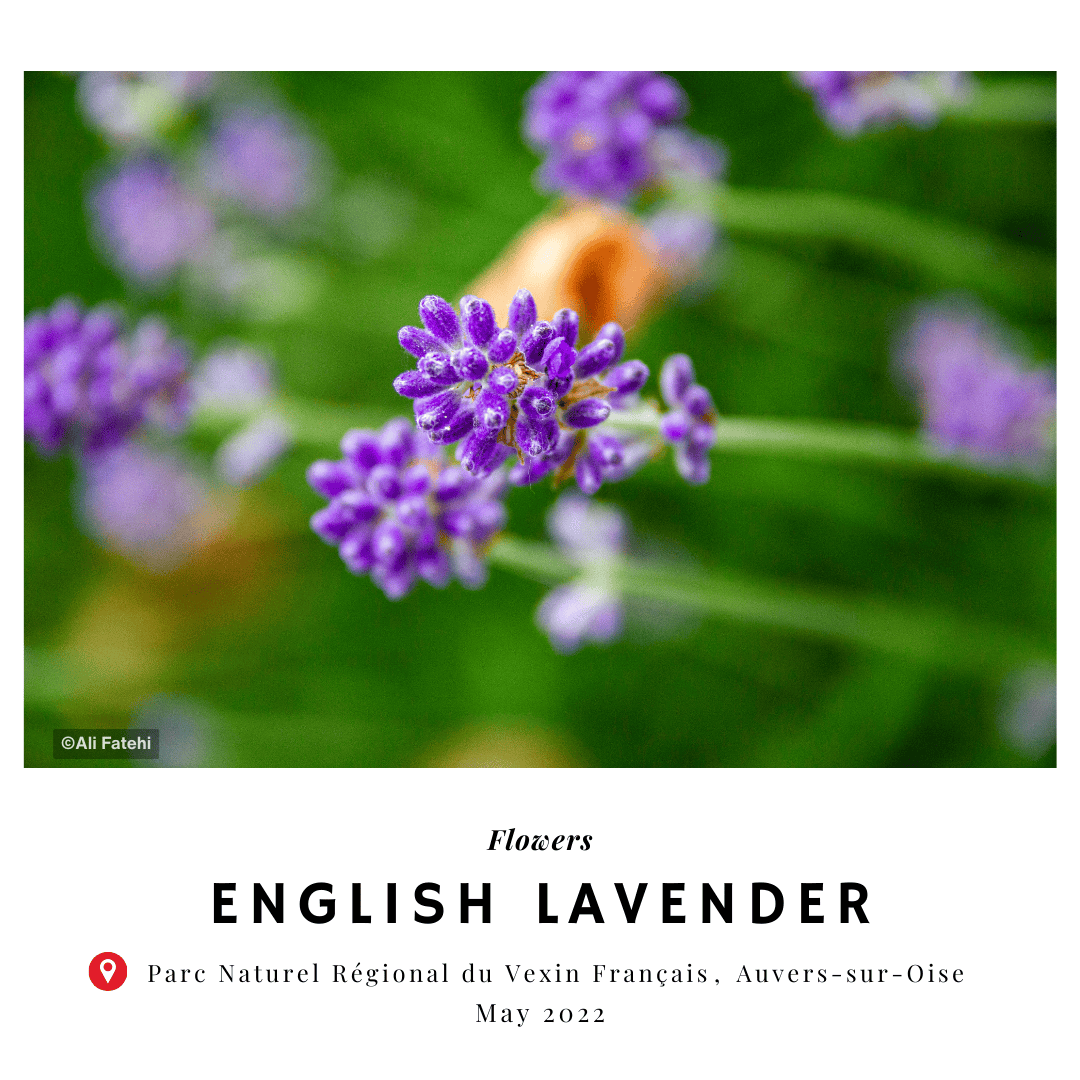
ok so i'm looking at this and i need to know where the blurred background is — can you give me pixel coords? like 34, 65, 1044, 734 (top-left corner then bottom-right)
24, 71, 1055, 767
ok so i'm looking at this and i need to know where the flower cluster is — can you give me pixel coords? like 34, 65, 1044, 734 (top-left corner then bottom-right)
794, 72, 970, 136
536, 494, 626, 654
394, 289, 715, 496
523, 71, 690, 203
898, 303, 1055, 467
77, 71, 214, 146
307, 418, 508, 599
24, 298, 192, 457
658, 354, 718, 484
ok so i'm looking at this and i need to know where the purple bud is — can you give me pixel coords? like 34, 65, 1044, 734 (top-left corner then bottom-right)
475, 388, 511, 432
394, 369, 446, 399
399, 325, 447, 359
517, 415, 559, 456
595, 322, 625, 365
519, 384, 558, 422
379, 417, 416, 467
396, 494, 432, 530
373, 564, 416, 600
341, 429, 382, 472
415, 543, 451, 588
549, 430, 578, 465
367, 463, 403, 502
606, 359, 649, 395
521, 322, 556, 367
564, 398, 611, 428
401, 463, 432, 495
415, 390, 460, 432
340, 527, 376, 574
434, 466, 472, 502
488, 329, 518, 364
591, 433, 625, 468
454, 346, 489, 382
418, 295, 460, 344
439, 507, 476, 538
459, 429, 501, 476
552, 308, 579, 347
660, 410, 691, 443
574, 338, 617, 378
675, 443, 711, 485
508, 288, 537, 338
462, 296, 496, 348
687, 420, 718, 452
430, 404, 475, 445
417, 352, 461, 386
542, 337, 576, 379
306, 459, 355, 498
509, 457, 554, 485
575, 453, 603, 495
471, 499, 507, 538
683, 384, 715, 419
487, 365, 518, 394
636, 74, 687, 123
372, 519, 407, 568
660, 353, 695, 406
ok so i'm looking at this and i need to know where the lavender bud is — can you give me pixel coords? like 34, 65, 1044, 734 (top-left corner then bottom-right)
306, 459, 355, 498
415, 390, 460, 432
687, 420, 718, 451
606, 359, 649, 395
341, 428, 382, 472
434, 465, 472, 502
401, 463, 432, 495
396, 494, 432, 530
518, 416, 559, 455
373, 564, 416, 600
340, 527, 376, 574
683, 384, 714, 419
552, 308, 579, 347
379, 417, 416, 467
595, 322, 625, 365
521, 322, 556, 368
460, 429, 501, 475
454, 346, 489, 382
415, 543, 451, 588
475, 388, 511, 432
519, 384, 558, 422
564, 398, 611, 428
636, 74, 687, 123
487, 329, 517, 365
463, 296, 496, 348
367, 463, 403, 502
591, 433, 625, 467
311, 505, 352, 544
574, 338, 617, 379
509, 457, 554, 485
660, 353, 695, 406
439, 507, 476, 538
549, 430, 578, 465
487, 365, 518, 395
417, 352, 461, 386
508, 288, 537, 338
430, 403, 476, 445
372, 519, 407, 568
575, 453, 603, 495
675, 443, 711, 485
399, 325, 447, 359
660, 409, 691, 443
542, 337, 576, 380
418, 295, 460, 344
470, 499, 507, 538
394, 369, 446, 399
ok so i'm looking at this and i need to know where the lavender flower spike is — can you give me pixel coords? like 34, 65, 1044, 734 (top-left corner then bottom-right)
307, 418, 509, 599
535, 494, 626, 654
656, 354, 718, 484
794, 72, 971, 136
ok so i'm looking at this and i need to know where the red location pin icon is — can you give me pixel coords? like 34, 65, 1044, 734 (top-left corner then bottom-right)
89, 952, 127, 990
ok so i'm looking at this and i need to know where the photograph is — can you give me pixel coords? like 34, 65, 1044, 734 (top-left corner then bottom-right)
24, 70, 1056, 768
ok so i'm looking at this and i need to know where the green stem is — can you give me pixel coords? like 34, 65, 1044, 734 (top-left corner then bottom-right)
489, 537, 1052, 674
701, 185, 1054, 317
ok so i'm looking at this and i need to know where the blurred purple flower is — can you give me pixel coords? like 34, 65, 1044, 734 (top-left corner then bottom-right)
644, 208, 718, 274
202, 106, 316, 217
77, 71, 214, 145
536, 494, 625, 653
523, 71, 690, 202
190, 344, 276, 408
24, 299, 193, 458
90, 156, 213, 284
898, 303, 1055, 467
80, 442, 221, 570
657, 353, 718, 484
794, 72, 970, 135
215, 415, 292, 487
307, 418, 508, 599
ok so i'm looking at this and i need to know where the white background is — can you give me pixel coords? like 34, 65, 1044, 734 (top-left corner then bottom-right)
8, 2, 1076, 1076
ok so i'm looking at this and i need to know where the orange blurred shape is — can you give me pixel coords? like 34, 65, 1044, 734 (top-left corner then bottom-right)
469, 199, 668, 336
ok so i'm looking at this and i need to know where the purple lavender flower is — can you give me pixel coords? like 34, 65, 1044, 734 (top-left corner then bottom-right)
643, 208, 718, 274
190, 345, 276, 408
307, 417, 508, 599
535, 493, 625, 653
80, 442, 221, 571
201, 106, 316, 218
215, 415, 292, 487
90, 156, 213, 284
657, 354, 718, 484
795, 72, 971, 136
24, 299, 193, 457
897, 303, 1055, 467
77, 71, 214, 145
523, 71, 690, 202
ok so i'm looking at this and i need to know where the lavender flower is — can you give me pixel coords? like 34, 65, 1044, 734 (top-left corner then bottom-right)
307, 418, 508, 599
80, 442, 221, 570
898, 303, 1055, 467
536, 494, 625, 653
24, 298, 192, 457
643, 208, 718, 274
90, 156, 213, 284
190, 345, 276, 409
523, 71, 690, 202
657, 354, 718, 484
795, 72, 971, 136
77, 71, 214, 145
215, 415, 292, 487
201, 106, 316, 218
